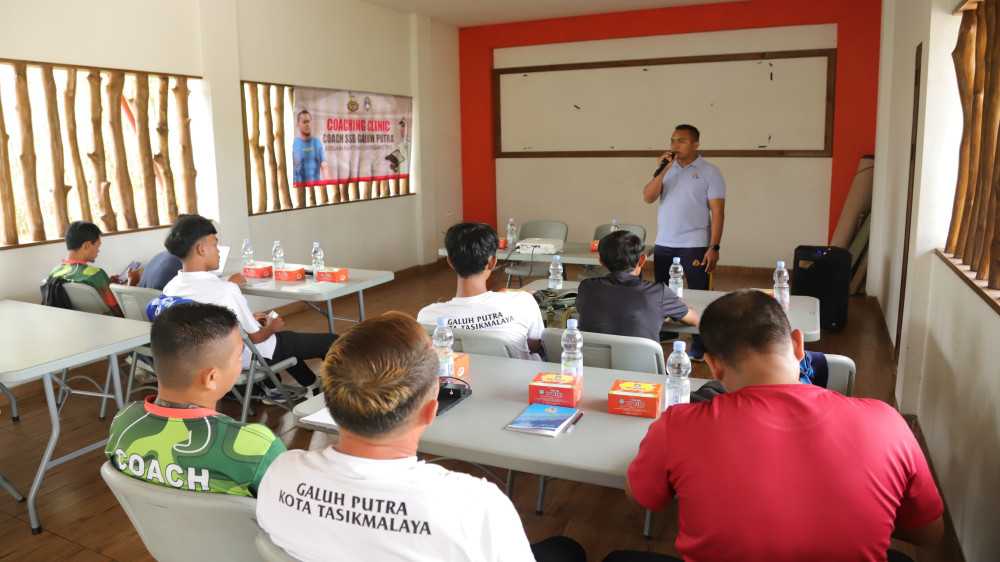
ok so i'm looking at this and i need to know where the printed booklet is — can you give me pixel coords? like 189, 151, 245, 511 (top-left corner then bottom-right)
505, 403, 583, 437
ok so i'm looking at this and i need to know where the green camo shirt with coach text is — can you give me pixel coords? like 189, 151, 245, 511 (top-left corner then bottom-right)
105, 396, 286, 497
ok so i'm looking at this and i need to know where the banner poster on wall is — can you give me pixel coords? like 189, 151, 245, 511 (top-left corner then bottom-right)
291, 86, 412, 189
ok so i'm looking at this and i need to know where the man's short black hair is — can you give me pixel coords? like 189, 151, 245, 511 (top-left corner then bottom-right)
150, 302, 238, 390
675, 124, 700, 142
65, 221, 102, 250
598, 231, 644, 273
164, 214, 217, 259
444, 222, 499, 278
297, 109, 310, 122
700, 289, 792, 367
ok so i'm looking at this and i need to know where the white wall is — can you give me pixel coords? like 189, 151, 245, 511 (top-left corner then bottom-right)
493, 25, 836, 266
0, 0, 462, 302
870, 1, 998, 559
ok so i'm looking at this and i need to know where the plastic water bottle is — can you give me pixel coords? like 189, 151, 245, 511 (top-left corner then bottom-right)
773, 260, 790, 311
548, 254, 563, 290
560, 319, 583, 377
668, 257, 684, 298
271, 241, 285, 270
609, 219, 620, 232
666, 340, 691, 408
311, 242, 325, 270
241, 239, 254, 266
432, 317, 454, 379
506, 217, 517, 248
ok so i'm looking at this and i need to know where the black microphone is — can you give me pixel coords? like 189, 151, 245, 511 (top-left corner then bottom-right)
652, 153, 674, 178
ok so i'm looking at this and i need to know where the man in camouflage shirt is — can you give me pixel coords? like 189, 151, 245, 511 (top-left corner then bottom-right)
105, 302, 285, 496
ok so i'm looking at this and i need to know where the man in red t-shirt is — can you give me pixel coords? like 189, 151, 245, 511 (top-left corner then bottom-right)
615, 289, 943, 562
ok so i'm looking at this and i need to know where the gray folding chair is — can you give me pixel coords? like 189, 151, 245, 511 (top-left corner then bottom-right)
420, 323, 520, 359
255, 530, 298, 561
540, 327, 666, 375
57, 282, 122, 418
578, 223, 647, 280
110, 285, 162, 402
824, 354, 856, 397
504, 220, 569, 288
540, 326, 665, 536
234, 327, 298, 423
100, 462, 264, 562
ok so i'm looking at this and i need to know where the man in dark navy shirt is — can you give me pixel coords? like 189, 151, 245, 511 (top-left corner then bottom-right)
576, 231, 698, 342
138, 250, 183, 290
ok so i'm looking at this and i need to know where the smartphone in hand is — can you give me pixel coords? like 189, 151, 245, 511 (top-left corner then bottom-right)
118, 260, 140, 283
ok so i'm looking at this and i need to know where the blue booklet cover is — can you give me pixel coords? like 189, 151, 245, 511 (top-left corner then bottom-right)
506, 403, 583, 437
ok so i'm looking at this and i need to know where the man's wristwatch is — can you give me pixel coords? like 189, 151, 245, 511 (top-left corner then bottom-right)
710, 244, 721, 251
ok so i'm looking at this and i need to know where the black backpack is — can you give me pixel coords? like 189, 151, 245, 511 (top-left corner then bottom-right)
40, 276, 73, 309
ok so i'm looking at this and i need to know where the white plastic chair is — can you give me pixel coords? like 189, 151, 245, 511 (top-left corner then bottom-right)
63, 281, 113, 315
255, 530, 298, 561
110, 285, 162, 402
824, 354, 856, 396
578, 223, 647, 280
55, 282, 121, 418
100, 461, 264, 562
540, 327, 666, 375
504, 220, 569, 288
420, 324, 520, 359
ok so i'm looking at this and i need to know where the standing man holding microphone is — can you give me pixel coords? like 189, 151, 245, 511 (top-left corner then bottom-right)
643, 124, 725, 361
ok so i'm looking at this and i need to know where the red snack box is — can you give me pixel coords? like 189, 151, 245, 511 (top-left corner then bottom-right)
243, 263, 273, 278
529, 372, 583, 408
453, 353, 470, 378
608, 379, 662, 418
274, 267, 305, 281
499, 238, 508, 249
316, 268, 350, 282
590, 240, 599, 251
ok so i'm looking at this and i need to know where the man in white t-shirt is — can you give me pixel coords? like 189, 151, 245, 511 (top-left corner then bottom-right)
256, 311, 584, 562
161, 215, 336, 399
417, 222, 544, 360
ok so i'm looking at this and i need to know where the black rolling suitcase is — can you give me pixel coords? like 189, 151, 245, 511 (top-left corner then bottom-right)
790, 246, 850, 331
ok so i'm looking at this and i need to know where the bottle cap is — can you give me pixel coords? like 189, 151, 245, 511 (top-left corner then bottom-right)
274, 241, 280, 245
553, 254, 561, 261
612, 219, 617, 223
777, 260, 785, 268
509, 217, 515, 222
243, 238, 249, 243
673, 340, 686, 352
673, 257, 681, 264
314, 242, 320, 247
437, 317, 447, 326
566, 319, 578, 329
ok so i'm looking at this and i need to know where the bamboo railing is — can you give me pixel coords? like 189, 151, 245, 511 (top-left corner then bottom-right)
947, 2, 1000, 288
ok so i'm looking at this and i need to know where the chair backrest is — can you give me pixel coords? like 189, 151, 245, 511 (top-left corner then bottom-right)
592, 223, 646, 244
420, 323, 520, 359
255, 531, 298, 561
541, 327, 666, 375
63, 282, 112, 315
110, 285, 163, 323
100, 462, 264, 562
520, 220, 569, 242
824, 354, 856, 396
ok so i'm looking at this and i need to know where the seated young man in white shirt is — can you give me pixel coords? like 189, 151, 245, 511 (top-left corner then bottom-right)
161, 214, 336, 399
256, 311, 585, 562
417, 222, 544, 360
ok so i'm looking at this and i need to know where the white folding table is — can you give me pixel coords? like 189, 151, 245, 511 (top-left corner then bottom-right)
232, 266, 394, 333
522, 279, 822, 342
0, 300, 150, 534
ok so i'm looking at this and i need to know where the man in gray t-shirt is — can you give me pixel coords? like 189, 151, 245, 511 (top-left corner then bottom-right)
642, 124, 725, 360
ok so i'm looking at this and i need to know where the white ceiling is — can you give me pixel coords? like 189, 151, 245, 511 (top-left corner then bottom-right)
361, 0, 751, 28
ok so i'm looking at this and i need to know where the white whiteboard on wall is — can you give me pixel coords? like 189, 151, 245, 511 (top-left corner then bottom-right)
496, 50, 834, 157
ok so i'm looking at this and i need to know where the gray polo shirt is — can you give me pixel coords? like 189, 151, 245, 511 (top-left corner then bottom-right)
576, 271, 689, 342
655, 155, 726, 248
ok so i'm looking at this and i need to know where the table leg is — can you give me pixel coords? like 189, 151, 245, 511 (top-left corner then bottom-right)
325, 299, 335, 333
0, 474, 24, 502
357, 290, 366, 321
0, 383, 18, 422
27, 372, 61, 534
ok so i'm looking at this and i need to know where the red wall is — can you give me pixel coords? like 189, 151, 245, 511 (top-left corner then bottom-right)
458, 0, 882, 240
